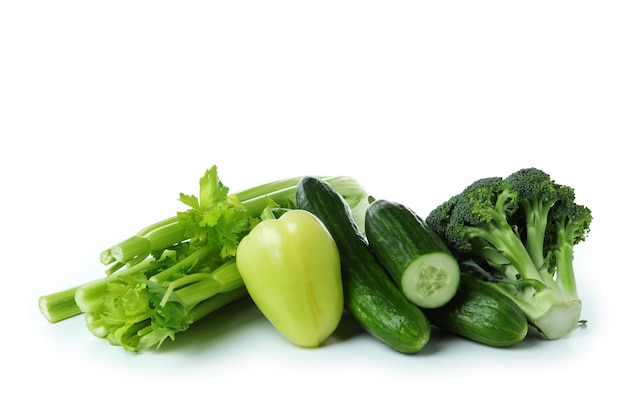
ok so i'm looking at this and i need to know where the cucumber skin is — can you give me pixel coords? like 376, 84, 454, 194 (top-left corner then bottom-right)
296, 177, 431, 354
424, 277, 529, 347
364, 199, 455, 287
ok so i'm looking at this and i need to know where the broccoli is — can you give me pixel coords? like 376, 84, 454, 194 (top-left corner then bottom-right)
505, 168, 576, 271
425, 168, 592, 340
544, 199, 592, 300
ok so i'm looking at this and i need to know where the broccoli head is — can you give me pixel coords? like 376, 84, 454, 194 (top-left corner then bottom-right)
425, 168, 592, 340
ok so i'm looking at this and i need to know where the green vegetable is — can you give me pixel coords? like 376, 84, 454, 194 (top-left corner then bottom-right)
425, 167, 592, 340
365, 199, 460, 309
98, 174, 370, 273
296, 176, 431, 354
39, 168, 370, 352
424, 271, 528, 347
236, 209, 343, 348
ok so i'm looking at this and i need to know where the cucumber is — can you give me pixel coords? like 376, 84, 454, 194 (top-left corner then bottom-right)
365, 199, 460, 309
424, 275, 529, 347
296, 176, 431, 354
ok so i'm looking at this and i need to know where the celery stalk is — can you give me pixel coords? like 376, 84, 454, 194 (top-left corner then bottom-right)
39, 285, 83, 323
38, 167, 371, 352
97, 175, 365, 268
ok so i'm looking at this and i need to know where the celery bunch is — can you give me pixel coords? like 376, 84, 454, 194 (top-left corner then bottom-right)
39, 167, 370, 352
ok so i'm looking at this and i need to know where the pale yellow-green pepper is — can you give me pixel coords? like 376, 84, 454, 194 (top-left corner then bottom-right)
236, 209, 343, 347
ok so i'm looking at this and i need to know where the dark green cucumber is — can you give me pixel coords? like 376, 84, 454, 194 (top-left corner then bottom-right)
365, 199, 460, 309
296, 176, 430, 354
424, 275, 528, 347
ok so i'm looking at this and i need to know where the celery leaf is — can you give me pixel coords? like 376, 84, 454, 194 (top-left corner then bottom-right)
177, 165, 257, 259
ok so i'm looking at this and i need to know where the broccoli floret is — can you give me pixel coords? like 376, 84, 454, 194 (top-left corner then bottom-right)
505, 168, 575, 271
425, 168, 592, 340
445, 177, 520, 255
424, 194, 458, 238
544, 200, 592, 300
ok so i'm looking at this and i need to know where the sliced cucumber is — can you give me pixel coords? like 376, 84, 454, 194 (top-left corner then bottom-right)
365, 199, 460, 309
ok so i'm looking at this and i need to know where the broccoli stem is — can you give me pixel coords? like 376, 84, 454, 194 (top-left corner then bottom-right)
502, 284, 581, 340
469, 223, 545, 284
553, 229, 578, 300
518, 200, 551, 270
476, 266, 582, 340
468, 220, 583, 340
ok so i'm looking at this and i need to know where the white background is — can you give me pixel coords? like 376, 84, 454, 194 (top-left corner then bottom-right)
1, 1, 624, 415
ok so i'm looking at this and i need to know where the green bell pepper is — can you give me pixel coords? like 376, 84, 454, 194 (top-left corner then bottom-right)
236, 209, 343, 348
